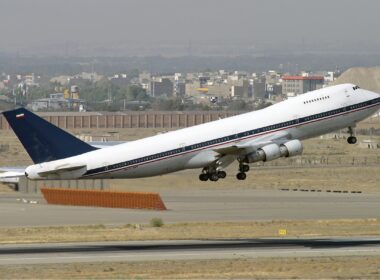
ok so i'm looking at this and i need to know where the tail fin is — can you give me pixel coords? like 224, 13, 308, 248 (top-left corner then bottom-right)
3, 108, 97, 164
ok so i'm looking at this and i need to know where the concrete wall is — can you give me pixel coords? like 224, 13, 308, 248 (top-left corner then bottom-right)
17, 177, 109, 194
0, 111, 238, 130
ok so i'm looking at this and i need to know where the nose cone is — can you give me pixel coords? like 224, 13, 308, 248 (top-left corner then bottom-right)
365, 89, 380, 111
369, 89, 380, 97
359, 88, 380, 100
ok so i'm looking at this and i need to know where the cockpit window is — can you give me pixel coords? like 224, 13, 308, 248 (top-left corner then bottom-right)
353, 85, 360, 90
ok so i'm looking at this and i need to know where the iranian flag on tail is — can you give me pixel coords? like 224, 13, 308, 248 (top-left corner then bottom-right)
16, 113, 25, 119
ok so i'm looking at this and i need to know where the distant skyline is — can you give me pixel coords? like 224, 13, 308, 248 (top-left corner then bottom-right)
1, 0, 380, 56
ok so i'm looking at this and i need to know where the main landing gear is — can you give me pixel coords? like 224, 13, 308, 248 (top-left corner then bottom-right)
236, 163, 249, 180
199, 168, 227, 182
347, 126, 357, 144
198, 162, 250, 182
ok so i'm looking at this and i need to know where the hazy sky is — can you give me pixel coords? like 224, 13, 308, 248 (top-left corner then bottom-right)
1, 0, 379, 56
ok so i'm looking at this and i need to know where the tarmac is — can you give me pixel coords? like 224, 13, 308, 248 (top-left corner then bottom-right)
0, 188, 379, 227
0, 238, 379, 265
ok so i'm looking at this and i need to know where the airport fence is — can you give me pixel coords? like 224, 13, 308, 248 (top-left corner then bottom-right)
0, 111, 239, 130
17, 177, 109, 193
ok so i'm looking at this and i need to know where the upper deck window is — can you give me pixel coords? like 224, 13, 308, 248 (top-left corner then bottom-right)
353, 85, 360, 90
303, 95, 330, 104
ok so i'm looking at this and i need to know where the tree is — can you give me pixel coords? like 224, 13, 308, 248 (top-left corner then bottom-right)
228, 100, 249, 111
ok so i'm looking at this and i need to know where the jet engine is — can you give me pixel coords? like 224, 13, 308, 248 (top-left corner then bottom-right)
279, 139, 303, 157
245, 140, 303, 163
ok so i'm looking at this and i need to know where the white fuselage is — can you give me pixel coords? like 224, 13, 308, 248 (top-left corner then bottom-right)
25, 84, 380, 180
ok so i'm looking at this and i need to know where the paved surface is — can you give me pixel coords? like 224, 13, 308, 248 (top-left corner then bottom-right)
0, 238, 379, 265
0, 189, 379, 227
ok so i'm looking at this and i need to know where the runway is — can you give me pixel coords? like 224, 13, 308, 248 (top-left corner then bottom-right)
0, 189, 380, 227
0, 238, 379, 265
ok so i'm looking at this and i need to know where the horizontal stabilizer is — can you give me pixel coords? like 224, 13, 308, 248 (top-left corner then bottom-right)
37, 164, 87, 177
0, 171, 25, 179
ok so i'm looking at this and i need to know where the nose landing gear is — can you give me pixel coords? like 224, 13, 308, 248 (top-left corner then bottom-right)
347, 126, 357, 144
347, 136, 357, 144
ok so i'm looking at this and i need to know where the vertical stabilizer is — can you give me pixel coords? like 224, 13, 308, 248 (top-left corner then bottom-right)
3, 108, 97, 163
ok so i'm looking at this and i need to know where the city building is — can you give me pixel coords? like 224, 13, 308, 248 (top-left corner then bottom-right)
29, 92, 85, 111
282, 76, 324, 96
174, 81, 186, 96
150, 77, 173, 97
252, 76, 266, 100
109, 73, 130, 87
231, 80, 249, 98
23, 73, 39, 87
174, 73, 186, 96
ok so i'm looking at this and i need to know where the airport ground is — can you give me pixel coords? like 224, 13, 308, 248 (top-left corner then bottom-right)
0, 187, 379, 278
0, 255, 378, 279
0, 115, 379, 279
1, 188, 380, 228
0, 240, 379, 279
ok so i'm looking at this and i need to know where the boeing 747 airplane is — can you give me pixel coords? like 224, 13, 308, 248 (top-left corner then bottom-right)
2, 83, 380, 182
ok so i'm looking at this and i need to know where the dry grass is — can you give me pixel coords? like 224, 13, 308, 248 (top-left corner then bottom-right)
0, 219, 379, 244
0, 183, 13, 193
109, 165, 380, 193
0, 256, 379, 279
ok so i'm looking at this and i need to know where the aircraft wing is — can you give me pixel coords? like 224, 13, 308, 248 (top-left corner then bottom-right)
0, 167, 26, 177
213, 130, 291, 155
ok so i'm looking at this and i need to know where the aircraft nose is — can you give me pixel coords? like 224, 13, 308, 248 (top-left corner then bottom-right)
361, 88, 380, 98
369, 90, 380, 101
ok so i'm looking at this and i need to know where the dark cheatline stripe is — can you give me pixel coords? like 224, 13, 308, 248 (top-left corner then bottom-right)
83, 97, 380, 177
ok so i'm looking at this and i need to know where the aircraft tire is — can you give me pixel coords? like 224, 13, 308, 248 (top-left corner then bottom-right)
199, 174, 209, 181
217, 171, 227, 178
236, 172, 247, 180
240, 165, 250, 172
209, 173, 219, 181
347, 136, 357, 144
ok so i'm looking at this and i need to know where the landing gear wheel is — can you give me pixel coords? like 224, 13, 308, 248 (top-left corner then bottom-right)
239, 164, 249, 172
199, 174, 209, 181
209, 173, 219, 182
236, 172, 247, 180
347, 136, 357, 144
217, 171, 227, 179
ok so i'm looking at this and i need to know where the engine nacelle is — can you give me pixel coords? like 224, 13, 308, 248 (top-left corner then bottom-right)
245, 140, 303, 163
279, 139, 303, 157
246, 143, 281, 163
